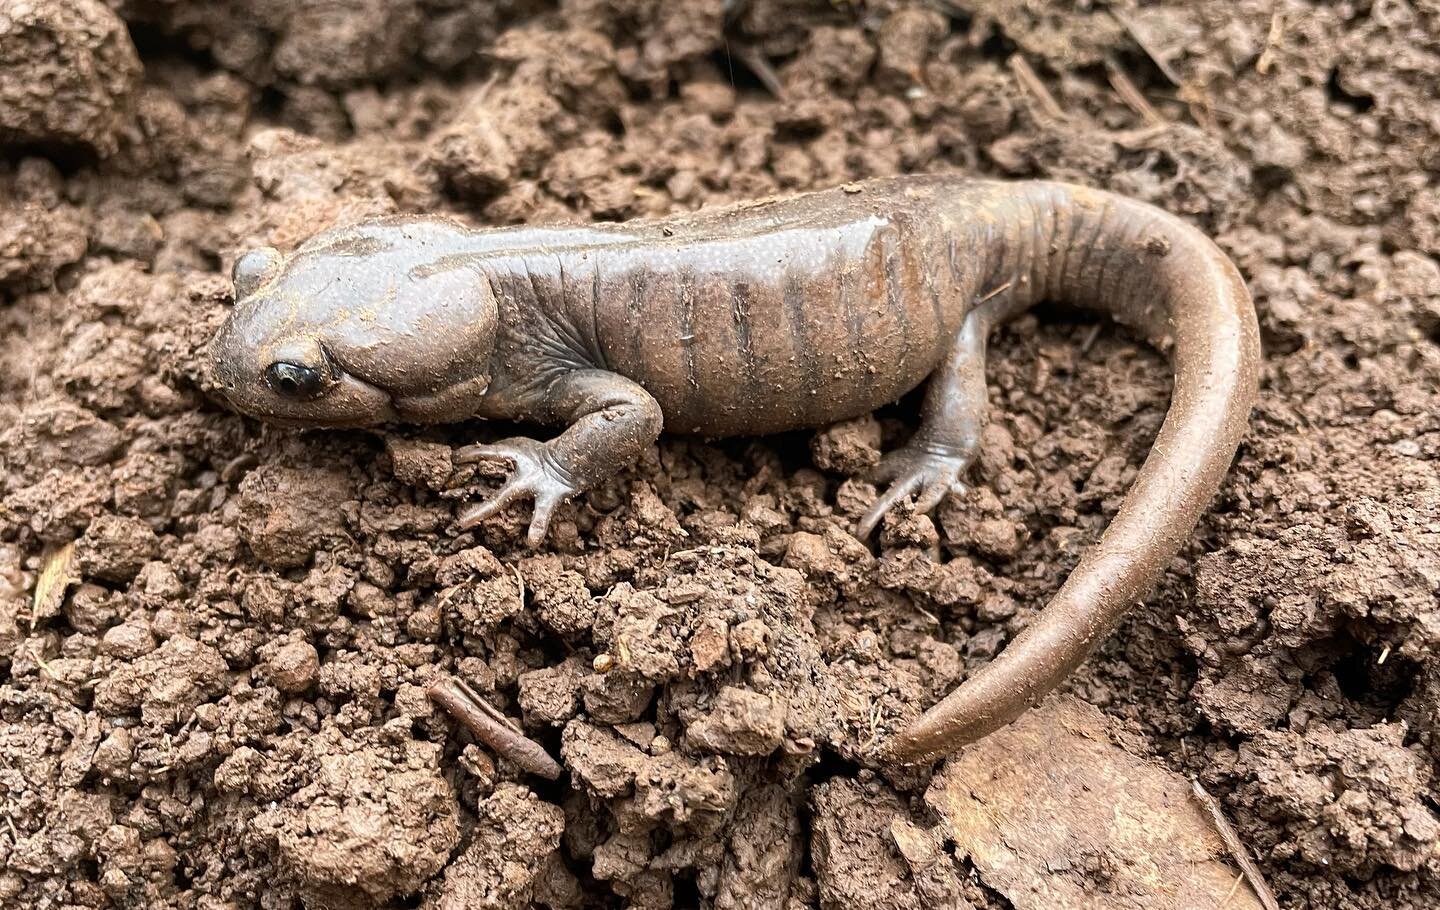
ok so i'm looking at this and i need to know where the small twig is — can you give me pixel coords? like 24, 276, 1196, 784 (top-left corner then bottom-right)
1008, 55, 1067, 122
1255, 12, 1286, 75
428, 674, 562, 780
1105, 56, 1166, 128
861, 700, 884, 753
455, 71, 500, 117
27, 643, 56, 678
978, 279, 1014, 303
1178, 80, 1222, 134
1219, 872, 1245, 908
911, 602, 940, 626
1108, 8, 1183, 85
1191, 779, 1280, 910
1079, 322, 1104, 354
1109, 124, 1176, 149
1106, 8, 1226, 133
721, 0, 752, 26
1149, 92, 1246, 121
728, 40, 785, 98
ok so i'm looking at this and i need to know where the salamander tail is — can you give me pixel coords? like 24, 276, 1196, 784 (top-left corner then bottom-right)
878, 181, 1261, 765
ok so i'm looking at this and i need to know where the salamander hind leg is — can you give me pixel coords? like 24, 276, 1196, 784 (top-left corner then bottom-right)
858, 309, 991, 538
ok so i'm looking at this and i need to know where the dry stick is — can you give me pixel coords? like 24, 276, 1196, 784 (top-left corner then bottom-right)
1149, 92, 1245, 122
1191, 779, 1280, 910
1219, 872, 1246, 909
428, 674, 563, 780
1106, 9, 1224, 133
1178, 80, 1222, 135
729, 40, 785, 99
1008, 55, 1068, 122
978, 279, 1013, 303
1105, 56, 1167, 128
1255, 11, 1286, 75
1108, 8, 1183, 85
720, 0, 780, 97
1109, 124, 1176, 150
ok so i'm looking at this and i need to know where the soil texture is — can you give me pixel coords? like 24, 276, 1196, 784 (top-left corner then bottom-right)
2, 1, 1439, 908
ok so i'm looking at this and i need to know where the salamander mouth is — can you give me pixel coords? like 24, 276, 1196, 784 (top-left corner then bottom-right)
282, 368, 400, 427
214, 352, 400, 428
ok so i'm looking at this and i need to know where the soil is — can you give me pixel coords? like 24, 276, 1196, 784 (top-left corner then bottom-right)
1, 1, 1438, 908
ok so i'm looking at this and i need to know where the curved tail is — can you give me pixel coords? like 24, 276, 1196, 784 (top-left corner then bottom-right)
878, 181, 1261, 765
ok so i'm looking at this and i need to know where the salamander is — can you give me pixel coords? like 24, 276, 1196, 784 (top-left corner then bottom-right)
208, 175, 1261, 764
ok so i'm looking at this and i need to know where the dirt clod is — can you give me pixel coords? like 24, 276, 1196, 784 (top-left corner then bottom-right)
0, 0, 141, 155
685, 686, 787, 757
812, 777, 968, 910
436, 783, 567, 910
258, 732, 458, 907
232, 464, 355, 569
92, 634, 228, 723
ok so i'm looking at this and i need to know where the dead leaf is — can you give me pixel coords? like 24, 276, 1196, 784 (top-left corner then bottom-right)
31, 541, 77, 627
925, 696, 1267, 910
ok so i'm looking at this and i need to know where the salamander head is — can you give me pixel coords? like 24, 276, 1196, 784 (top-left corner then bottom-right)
209, 218, 498, 427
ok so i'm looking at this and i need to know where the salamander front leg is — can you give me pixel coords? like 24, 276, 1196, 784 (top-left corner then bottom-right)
457, 370, 663, 545
858, 309, 991, 538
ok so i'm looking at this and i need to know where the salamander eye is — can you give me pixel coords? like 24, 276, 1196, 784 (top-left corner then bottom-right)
265, 362, 328, 400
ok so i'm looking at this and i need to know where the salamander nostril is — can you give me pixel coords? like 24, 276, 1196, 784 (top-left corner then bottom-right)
265, 361, 328, 400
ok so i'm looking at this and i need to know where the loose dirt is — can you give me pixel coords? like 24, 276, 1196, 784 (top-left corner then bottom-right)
2, 1, 1438, 908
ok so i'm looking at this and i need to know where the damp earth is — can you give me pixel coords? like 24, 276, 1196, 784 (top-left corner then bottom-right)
2, 1, 1439, 908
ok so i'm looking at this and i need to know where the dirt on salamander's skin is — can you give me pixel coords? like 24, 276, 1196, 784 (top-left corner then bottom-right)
2, 1, 1439, 909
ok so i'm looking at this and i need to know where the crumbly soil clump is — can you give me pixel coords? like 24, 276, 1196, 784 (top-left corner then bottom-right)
2, 1, 1439, 908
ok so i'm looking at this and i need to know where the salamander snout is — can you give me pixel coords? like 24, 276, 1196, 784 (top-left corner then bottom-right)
210, 219, 502, 429
208, 283, 398, 428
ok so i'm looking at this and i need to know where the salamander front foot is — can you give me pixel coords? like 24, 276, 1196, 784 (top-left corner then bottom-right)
856, 445, 973, 539
456, 437, 581, 546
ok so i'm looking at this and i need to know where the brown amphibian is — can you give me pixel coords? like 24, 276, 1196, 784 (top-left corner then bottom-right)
209, 176, 1261, 764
